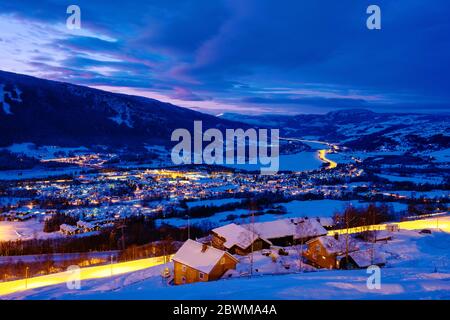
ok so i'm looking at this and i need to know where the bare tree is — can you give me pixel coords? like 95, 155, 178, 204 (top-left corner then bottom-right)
240, 200, 259, 277
294, 219, 308, 272
341, 204, 359, 265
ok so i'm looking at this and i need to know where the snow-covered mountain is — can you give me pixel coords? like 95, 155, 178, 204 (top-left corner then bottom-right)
220, 109, 450, 152
0, 70, 244, 150
1, 69, 448, 155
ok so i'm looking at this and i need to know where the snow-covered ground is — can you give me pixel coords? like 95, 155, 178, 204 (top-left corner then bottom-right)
0, 167, 84, 181
327, 151, 405, 164
385, 190, 449, 199
0, 218, 61, 241
157, 199, 408, 228
377, 173, 444, 184
5, 230, 450, 300
427, 148, 450, 163
185, 198, 242, 208
0, 143, 90, 160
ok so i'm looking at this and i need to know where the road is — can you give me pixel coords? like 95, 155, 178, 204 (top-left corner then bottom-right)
318, 149, 338, 169
0, 254, 173, 296
328, 215, 450, 236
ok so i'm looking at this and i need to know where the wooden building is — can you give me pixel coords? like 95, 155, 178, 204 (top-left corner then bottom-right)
303, 235, 359, 269
211, 223, 271, 255
59, 223, 78, 235
242, 218, 327, 247
76, 220, 99, 233
172, 239, 239, 285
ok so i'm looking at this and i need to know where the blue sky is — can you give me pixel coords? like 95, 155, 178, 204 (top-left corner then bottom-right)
0, 0, 449, 115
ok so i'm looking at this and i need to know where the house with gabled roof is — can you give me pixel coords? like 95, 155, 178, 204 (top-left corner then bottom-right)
211, 223, 271, 255
242, 218, 327, 246
172, 239, 239, 285
59, 223, 78, 235
303, 234, 359, 269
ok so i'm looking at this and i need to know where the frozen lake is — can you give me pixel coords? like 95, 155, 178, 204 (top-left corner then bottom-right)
224, 140, 327, 172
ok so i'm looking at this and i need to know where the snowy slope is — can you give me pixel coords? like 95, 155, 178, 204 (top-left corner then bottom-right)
0, 70, 245, 149
5, 230, 450, 300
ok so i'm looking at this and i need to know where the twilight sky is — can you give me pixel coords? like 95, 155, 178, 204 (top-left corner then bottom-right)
0, 0, 449, 115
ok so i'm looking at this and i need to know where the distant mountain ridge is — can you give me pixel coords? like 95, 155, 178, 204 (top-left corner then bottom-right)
220, 109, 450, 152
1, 70, 448, 155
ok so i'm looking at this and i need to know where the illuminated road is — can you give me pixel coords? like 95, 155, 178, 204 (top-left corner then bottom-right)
318, 149, 338, 169
328, 215, 450, 236
0, 254, 173, 296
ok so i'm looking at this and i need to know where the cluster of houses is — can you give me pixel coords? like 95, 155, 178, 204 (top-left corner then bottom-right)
0, 209, 36, 221
172, 217, 388, 285
59, 219, 114, 235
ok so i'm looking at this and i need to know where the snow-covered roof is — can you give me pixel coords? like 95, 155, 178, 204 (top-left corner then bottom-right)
313, 236, 359, 255
173, 239, 238, 274
243, 218, 327, 240
60, 224, 78, 233
316, 217, 334, 227
212, 223, 264, 250
77, 220, 94, 229
293, 219, 328, 240
346, 249, 386, 268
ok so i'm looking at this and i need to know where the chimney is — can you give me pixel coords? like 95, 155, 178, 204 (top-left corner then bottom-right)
334, 232, 339, 240
201, 243, 208, 252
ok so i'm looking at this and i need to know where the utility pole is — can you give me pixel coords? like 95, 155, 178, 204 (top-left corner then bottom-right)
25, 266, 29, 289
370, 208, 377, 265
185, 214, 190, 239
344, 204, 357, 268
110, 254, 114, 276
249, 200, 257, 278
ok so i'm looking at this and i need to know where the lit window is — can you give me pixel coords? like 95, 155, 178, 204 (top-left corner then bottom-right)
182, 265, 186, 272
199, 272, 205, 280
220, 257, 226, 265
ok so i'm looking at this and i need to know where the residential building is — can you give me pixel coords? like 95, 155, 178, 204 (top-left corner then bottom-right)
172, 239, 238, 285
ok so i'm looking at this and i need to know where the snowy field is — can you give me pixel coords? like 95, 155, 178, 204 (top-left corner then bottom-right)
185, 198, 242, 208
5, 230, 450, 300
377, 173, 444, 184
0, 218, 61, 241
327, 151, 405, 164
0, 143, 89, 160
427, 148, 450, 163
157, 199, 408, 228
0, 167, 84, 181
386, 190, 450, 199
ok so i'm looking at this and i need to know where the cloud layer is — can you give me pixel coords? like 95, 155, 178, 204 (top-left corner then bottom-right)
0, 0, 449, 115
